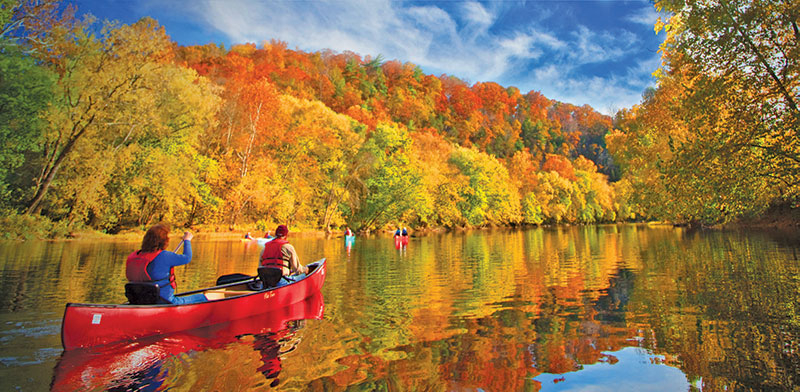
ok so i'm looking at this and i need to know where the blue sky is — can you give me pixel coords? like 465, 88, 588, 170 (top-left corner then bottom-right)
71, 0, 667, 115
532, 347, 697, 391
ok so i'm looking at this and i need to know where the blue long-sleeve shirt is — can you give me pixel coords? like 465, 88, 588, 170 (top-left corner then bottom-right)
147, 240, 192, 301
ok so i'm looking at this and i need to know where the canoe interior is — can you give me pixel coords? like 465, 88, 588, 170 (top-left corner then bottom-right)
178, 260, 322, 302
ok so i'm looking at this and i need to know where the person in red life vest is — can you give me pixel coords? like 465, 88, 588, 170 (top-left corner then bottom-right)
260, 224, 308, 286
126, 224, 208, 304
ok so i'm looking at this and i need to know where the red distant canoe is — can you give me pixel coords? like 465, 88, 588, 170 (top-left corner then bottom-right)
395, 236, 409, 249
61, 259, 326, 350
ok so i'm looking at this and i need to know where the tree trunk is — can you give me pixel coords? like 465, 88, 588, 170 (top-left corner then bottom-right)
25, 131, 88, 214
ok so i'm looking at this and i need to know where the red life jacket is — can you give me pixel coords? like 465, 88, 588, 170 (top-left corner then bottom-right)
260, 238, 290, 271
126, 250, 177, 289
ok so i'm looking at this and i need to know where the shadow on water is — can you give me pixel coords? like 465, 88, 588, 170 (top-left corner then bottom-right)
593, 269, 634, 323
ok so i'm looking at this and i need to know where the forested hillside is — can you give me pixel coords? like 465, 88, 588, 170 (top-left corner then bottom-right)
1, 0, 796, 239
0, 0, 620, 237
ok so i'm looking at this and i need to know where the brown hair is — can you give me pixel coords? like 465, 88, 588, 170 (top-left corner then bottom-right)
141, 224, 169, 252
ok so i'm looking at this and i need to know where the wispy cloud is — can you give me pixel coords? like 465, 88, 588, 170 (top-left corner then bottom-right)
188, 0, 662, 114
626, 4, 671, 28
461, 1, 493, 28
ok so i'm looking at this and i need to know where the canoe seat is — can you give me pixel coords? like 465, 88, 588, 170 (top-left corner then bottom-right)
257, 267, 283, 289
125, 282, 162, 305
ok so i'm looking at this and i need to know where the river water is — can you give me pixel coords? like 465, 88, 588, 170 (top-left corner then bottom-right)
0, 225, 798, 391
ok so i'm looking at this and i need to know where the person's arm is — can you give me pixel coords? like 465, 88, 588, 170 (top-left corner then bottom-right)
149, 233, 193, 280
285, 244, 308, 275
166, 232, 193, 267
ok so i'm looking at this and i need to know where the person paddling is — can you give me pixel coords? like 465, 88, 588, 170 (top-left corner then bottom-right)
126, 224, 207, 304
259, 225, 308, 286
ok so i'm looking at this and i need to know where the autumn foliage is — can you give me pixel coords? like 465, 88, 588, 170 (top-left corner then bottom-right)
607, 0, 800, 226
0, 0, 627, 236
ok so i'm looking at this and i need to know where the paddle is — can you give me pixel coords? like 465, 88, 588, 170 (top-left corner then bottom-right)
171, 235, 189, 291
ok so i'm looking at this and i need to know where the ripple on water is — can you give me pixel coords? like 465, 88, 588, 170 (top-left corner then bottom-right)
1, 316, 62, 338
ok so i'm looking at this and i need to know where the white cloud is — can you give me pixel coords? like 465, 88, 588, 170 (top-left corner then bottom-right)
627, 53, 664, 86
626, 4, 670, 28
407, 5, 456, 35
461, 1, 494, 30
531, 30, 566, 50
499, 33, 539, 59
568, 26, 635, 65
525, 70, 645, 115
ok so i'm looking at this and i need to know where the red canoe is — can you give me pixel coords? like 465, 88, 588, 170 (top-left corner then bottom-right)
394, 236, 409, 249
61, 259, 326, 350
53, 292, 324, 391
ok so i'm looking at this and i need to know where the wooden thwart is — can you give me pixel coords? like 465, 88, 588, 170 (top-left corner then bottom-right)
204, 290, 255, 295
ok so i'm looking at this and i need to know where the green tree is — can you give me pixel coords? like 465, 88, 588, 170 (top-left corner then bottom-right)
349, 123, 425, 231
449, 147, 521, 226
9, 8, 221, 227
19, 15, 176, 214
269, 95, 364, 230
0, 45, 54, 210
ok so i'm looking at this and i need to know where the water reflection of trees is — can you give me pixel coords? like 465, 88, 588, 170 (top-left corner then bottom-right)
5, 227, 799, 390
302, 226, 646, 390
303, 226, 799, 391
634, 229, 800, 390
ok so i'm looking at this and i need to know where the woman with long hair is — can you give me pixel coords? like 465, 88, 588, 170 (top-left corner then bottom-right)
126, 224, 207, 304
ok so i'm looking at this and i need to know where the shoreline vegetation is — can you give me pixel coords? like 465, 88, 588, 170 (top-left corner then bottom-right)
3, 210, 798, 242
1, 2, 797, 241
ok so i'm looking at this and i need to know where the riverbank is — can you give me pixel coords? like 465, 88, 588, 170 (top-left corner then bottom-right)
725, 203, 800, 231
66, 224, 334, 242
3, 207, 799, 241
0, 213, 335, 241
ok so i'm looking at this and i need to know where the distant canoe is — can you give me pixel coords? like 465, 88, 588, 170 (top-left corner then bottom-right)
255, 237, 274, 246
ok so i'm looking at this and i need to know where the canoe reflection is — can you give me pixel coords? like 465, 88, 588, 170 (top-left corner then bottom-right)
51, 293, 324, 391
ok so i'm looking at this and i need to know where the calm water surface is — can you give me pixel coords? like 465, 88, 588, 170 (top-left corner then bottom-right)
0, 225, 799, 391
